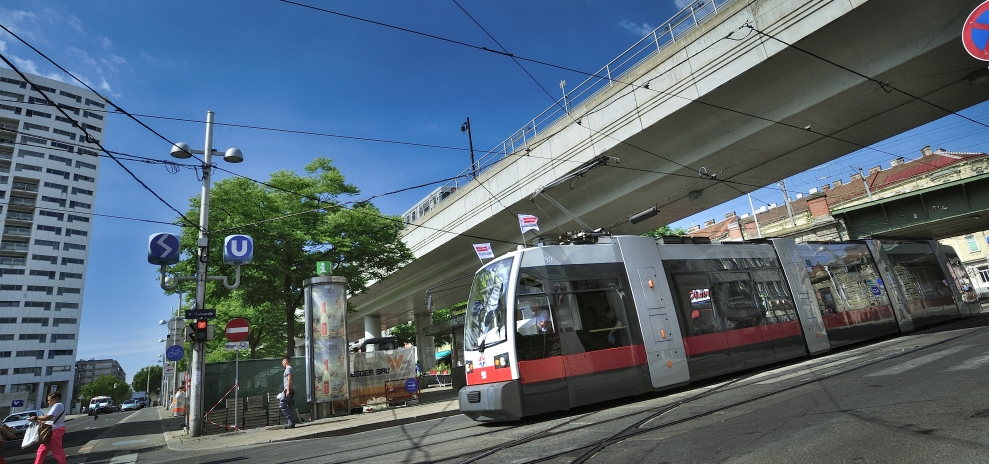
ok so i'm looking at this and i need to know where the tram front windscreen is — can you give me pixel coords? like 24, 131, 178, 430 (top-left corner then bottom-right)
464, 257, 514, 352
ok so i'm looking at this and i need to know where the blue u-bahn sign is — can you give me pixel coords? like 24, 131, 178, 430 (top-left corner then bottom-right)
223, 235, 254, 265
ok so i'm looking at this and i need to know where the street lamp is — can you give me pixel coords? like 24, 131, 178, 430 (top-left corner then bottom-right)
167, 111, 243, 437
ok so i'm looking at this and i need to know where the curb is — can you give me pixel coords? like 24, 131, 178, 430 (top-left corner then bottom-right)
160, 404, 462, 451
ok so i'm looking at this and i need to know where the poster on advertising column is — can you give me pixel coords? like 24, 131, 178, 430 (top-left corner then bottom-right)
305, 276, 349, 403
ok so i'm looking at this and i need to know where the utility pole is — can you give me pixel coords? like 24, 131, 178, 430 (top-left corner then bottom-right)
748, 193, 763, 238
461, 118, 477, 179
777, 179, 797, 227
858, 166, 874, 201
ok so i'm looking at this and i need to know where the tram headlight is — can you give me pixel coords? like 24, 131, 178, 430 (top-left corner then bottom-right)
494, 353, 510, 368
466, 361, 473, 374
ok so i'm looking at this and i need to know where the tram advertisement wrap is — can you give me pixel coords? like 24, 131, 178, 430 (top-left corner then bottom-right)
310, 283, 349, 403
349, 347, 417, 405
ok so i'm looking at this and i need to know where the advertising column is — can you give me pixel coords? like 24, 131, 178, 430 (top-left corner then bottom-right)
304, 275, 349, 418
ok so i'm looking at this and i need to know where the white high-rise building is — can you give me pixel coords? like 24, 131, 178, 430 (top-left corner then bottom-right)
0, 68, 107, 413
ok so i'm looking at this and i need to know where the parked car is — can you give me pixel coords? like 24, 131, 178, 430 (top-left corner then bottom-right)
2, 410, 44, 438
120, 399, 143, 411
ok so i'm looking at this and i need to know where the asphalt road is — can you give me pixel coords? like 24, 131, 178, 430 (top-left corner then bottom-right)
0, 406, 174, 463
129, 314, 989, 464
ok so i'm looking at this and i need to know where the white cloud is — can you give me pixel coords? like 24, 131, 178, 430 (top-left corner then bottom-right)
618, 20, 655, 37
68, 15, 84, 33
0, 39, 6, 53
674, 0, 694, 9
98, 35, 112, 49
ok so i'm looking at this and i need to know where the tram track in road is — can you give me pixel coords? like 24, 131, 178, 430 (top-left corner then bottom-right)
452, 317, 989, 464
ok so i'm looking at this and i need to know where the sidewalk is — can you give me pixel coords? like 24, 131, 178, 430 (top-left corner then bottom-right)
161, 385, 461, 451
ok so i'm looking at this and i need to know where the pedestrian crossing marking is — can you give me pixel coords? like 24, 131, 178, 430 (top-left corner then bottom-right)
108, 453, 138, 464
946, 351, 989, 371
756, 355, 865, 384
865, 346, 971, 377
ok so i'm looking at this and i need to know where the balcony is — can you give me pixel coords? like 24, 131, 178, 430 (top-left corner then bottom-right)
0, 256, 26, 265
6, 211, 33, 222
11, 182, 38, 193
0, 241, 28, 252
9, 196, 36, 208
2, 226, 31, 237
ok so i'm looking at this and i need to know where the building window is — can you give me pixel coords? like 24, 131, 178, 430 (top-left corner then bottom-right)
63, 243, 86, 251
39, 210, 64, 220
15, 163, 42, 172
50, 334, 75, 342
69, 201, 91, 210
27, 285, 53, 295
83, 110, 103, 120
52, 318, 77, 326
58, 272, 82, 280
0, 335, 12, 341
52, 128, 75, 140
24, 302, 51, 310
57, 287, 81, 295
54, 302, 79, 310
13, 367, 41, 376
72, 174, 94, 183
46, 168, 70, 180
20, 135, 46, 145
23, 122, 49, 132
50, 141, 73, 152
36, 225, 62, 235
965, 235, 980, 253
0, 304, 18, 310
48, 350, 73, 358
32, 255, 58, 264
71, 187, 93, 196
19, 334, 47, 343
48, 155, 72, 166
21, 317, 49, 326
65, 229, 88, 237
16, 350, 44, 359
41, 196, 66, 207
34, 240, 60, 250
61, 257, 84, 266
18, 149, 45, 158
25, 109, 50, 118
980, 268, 989, 283
77, 148, 98, 157
44, 182, 68, 193
0, 284, 22, 291
67, 214, 89, 223
30, 270, 56, 279
59, 90, 82, 103
84, 98, 105, 109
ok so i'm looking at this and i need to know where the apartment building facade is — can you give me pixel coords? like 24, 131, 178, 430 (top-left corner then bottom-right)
0, 68, 106, 410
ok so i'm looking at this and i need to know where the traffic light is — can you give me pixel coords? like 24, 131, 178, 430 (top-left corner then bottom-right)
195, 319, 208, 342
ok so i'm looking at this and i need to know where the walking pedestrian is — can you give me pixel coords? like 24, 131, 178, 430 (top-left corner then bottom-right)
29, 391, 66, 464
279, 356, 295, 428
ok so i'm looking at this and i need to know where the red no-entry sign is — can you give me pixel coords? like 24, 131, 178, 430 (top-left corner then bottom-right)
963, 1, 989, 60
225, 318, 250, 342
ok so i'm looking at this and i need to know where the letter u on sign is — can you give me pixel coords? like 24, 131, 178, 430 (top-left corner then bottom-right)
223, 235, 254, 265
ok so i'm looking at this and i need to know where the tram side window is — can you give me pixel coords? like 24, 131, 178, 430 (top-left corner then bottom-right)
668, 267, 796, 335
670, 273, 724, 336
571, 281, 631, 351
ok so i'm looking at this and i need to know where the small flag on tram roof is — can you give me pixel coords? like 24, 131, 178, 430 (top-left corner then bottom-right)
518, 214, 539, 234
473, 243, 495, 260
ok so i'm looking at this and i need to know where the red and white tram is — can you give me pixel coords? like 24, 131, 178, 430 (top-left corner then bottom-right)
458, 235, 979, 422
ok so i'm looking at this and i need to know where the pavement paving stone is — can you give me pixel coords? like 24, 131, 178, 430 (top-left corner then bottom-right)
160, 385, 461, 451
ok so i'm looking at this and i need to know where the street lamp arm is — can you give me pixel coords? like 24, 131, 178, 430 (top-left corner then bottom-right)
205, 265, 243, 290
159, 265, 197, 291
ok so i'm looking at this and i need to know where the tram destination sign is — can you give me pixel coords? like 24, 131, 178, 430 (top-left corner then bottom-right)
185, 309, 216, 319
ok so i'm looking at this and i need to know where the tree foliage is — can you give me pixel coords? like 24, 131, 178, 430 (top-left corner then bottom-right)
80, 375, 132, 405
170, 158, 413, 358
643, 225, 688, 238
131, 365, 163, 395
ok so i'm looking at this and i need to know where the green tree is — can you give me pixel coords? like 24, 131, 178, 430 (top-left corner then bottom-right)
80, 375, 132, 405
388, 301, 466, 346
643, 225, 687, 238
170, 158, 413, 358
131, 365, 163, 395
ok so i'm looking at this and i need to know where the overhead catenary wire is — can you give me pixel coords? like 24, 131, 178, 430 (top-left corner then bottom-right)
0, 51, 201, 231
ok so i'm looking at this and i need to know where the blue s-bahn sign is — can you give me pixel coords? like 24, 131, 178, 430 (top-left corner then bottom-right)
148, 233, 180, 265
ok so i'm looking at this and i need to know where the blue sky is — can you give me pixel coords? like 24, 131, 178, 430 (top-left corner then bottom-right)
1, 1, 987, 384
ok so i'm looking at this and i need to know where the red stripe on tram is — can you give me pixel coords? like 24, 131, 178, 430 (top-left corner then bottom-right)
517, 345, 647, 384
684, 321, 802, 356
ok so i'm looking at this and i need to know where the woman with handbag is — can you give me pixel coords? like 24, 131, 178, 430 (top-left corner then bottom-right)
28, 391, 66, 464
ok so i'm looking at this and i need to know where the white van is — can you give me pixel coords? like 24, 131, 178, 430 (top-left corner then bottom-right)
89, 396, 114, 414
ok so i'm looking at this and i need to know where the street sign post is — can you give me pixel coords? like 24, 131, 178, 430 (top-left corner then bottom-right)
147, 233, 180, 265
225, 317, 250, 430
